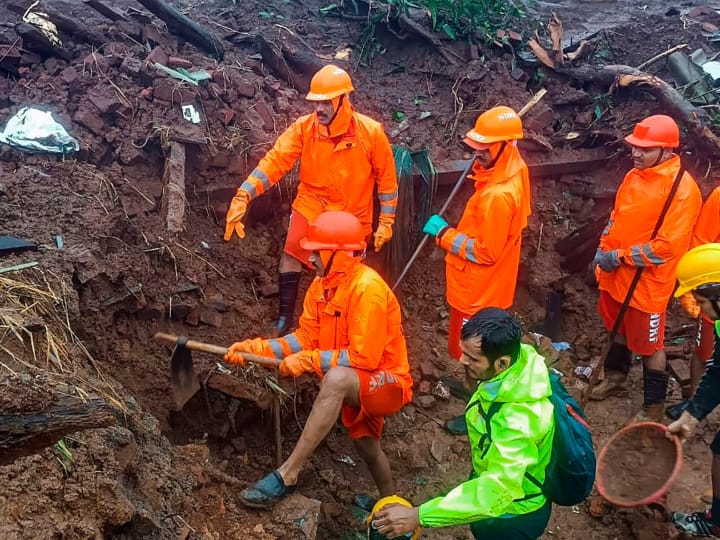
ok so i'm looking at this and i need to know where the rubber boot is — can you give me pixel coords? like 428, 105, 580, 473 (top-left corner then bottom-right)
270, 272, 301, 337
629, 367, 668, 424
589, 370, 628, 400
590, 342, 632, 401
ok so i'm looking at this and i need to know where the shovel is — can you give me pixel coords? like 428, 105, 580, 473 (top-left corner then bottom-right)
154, 332, 281, 410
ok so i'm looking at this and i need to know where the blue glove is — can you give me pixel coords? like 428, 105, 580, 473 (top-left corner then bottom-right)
423, 214, 449, 237
593, 249, 621, 272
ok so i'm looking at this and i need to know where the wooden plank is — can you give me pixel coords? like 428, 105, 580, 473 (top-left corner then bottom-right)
667, 358, 691, 384
162, 142, 186, 234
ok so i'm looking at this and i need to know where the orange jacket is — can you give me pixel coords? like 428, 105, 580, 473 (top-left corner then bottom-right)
596, 155, 702, 313
266, 252, 413, 403
239, 99, 398, 237
436, 143, 531, 314
692, 186, 720, 246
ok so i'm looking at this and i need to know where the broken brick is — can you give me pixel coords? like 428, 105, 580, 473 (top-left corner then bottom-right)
168, 56, 192, 69
254, 101, 275, 131
153, 79, 198, 105
263, 78, 282, 97
116, 20, 142, 40
523, 103, 555, 133
185, 308, 199, 326
138, 303, 164, 321
169, 301, 195, 322
88, 88, 122, 114
199, 308, 223, 328
204, 293, 227, 313
235, 78, 256, 98
43, 57, 64, 76
74, 103, 106, 136
146, 47, 168, 67
140, 87, 153, 100
222, 109, 235, 126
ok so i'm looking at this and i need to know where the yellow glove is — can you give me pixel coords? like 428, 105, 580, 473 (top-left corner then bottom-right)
224, 338, 274, 366
224, 189, 250, 241
279, 350, 314, 378
667, 410, 700, 444
373, 218, 393, 252
680, 293, 701, 319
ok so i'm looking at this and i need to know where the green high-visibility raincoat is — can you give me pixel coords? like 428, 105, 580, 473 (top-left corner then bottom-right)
418, 344, 555, 527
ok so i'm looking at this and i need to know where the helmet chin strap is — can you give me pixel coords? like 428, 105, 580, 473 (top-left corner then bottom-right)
651, 148, 666, 168
322, 250, 337, 277
711, 298, 720, 320
485, 141, 507, 169
326, 94, 345, 128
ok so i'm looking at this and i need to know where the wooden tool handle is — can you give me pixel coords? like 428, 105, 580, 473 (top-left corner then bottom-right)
153, 332, 281, 368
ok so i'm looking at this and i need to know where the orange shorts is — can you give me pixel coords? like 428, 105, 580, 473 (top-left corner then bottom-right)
448, 307, 472, 361
696, 315, 715, 362
283, 210, 313, 267
342, 370, 406, 440
598, 290, 666, 356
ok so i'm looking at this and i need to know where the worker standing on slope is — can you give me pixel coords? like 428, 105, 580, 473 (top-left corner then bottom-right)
224, 211, 413, 507
589, 114, 702, 422
421, 106, 531, 435
224, 64, 398, 336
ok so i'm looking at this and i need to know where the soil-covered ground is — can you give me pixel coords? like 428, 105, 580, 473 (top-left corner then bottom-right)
1, 0, 720, 538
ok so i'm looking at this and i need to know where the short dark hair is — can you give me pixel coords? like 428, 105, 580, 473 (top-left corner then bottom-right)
460, 307, 522, 363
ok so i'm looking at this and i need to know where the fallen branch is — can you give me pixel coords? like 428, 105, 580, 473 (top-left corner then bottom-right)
636, 43, 688, 71
8, 1, 107, 46
135, 0, 224, 60
82, 0, 127, 22
0, 379, 115, 466
559, 64, 720, 158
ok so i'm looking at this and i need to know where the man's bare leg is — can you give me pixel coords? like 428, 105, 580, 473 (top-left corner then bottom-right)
354, 437, 394, 497
278, 367, 360, 486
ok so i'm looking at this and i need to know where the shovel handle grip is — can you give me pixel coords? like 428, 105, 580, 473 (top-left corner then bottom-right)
153, 332, 281, 368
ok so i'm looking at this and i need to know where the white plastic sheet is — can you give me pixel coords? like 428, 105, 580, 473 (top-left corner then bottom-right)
0, 107, 79, 154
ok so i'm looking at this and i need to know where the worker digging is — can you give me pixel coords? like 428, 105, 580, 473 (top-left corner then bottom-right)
4, 1, 720, 538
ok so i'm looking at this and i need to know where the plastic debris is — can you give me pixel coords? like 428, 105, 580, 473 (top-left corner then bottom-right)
200, 241, 210, 249
55, 235, 64, 249
0, 107, 79, 154
335, 455, 356, 467
574, 366, 592, 381
182, 105, 201, 124
552, 341, 571, 351
432, 380, 451, 401
23, 8, 62, 47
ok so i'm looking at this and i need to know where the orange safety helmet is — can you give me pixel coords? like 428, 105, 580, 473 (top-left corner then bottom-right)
299, 211, 367, 251
306, 64, 354, 101
464, 105, 523, 149
624, 114, 679, 148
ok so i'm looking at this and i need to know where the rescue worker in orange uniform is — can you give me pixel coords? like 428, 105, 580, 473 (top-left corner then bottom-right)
590, 114, 702, 422
224, 64, 398, 335
223, 211, 413, 508
422, 106, 531, 434
667, 186, 720, 421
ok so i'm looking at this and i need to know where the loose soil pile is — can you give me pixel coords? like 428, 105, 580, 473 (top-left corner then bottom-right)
600, 425, 680, 505
1, 0, 719, 539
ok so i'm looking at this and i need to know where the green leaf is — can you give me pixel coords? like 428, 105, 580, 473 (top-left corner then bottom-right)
393, 111, 406, 122
594, 103, 603, 120
440, 23, 456, 40
319, 3, 338, 14
258, 11, 274, 18
414, 96, 423, 106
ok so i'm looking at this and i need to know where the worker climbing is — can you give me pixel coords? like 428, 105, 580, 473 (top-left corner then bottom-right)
422, 105, 531, 435
222, 211, 413, 508
223, 64, 398, 336
589, 114, 702, 423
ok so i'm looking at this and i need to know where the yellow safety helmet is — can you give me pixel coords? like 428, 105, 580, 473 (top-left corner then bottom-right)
674, 243, 720, 297
366, 495, 421, 540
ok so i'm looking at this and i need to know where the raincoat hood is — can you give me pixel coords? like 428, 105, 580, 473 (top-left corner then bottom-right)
316, 95, 355, 139
472, 343, 552, 404
320, 250, 363, 291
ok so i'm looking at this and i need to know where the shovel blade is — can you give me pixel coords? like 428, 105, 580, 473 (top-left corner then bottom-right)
170, 344, 200, 410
